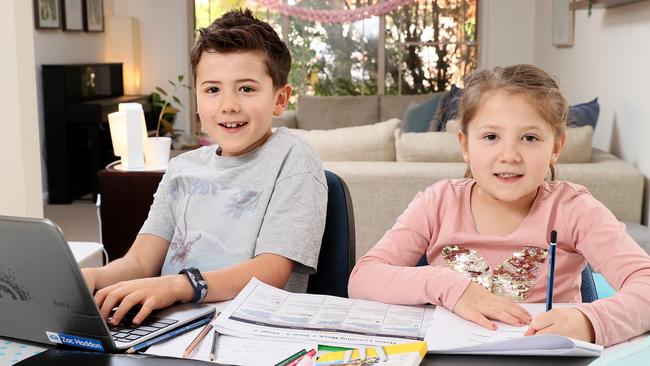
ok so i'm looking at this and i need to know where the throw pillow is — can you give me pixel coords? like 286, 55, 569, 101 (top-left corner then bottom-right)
287, 118, 401, 162
395, 130, 464, 162
558, 125, 593, 163
568, 98, 599, 129
433, 85, 463, 131
400, 94, 444, 133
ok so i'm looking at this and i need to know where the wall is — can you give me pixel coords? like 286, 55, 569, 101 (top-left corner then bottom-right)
1, 0, 43, 217
108, 0, 193, 134
478, 0, 536, 68
532, 1, 650, 224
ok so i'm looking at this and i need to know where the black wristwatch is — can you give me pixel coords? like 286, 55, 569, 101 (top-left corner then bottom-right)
178, 267, 208, 303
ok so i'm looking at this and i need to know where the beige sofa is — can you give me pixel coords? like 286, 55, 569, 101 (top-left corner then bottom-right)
274, 96, 646, 260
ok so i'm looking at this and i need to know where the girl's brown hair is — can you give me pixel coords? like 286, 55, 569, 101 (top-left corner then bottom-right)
458, 64, 568, 180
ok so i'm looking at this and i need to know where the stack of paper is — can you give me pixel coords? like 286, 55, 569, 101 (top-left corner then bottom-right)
425, 304, 603, 357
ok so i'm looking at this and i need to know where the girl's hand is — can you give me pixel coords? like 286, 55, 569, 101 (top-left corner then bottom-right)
94, 275, 192, 326
453, 282, 532, 329
524, 308, 595, 342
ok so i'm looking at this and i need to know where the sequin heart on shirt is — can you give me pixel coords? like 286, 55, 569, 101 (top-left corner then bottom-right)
442, 245, 549, 301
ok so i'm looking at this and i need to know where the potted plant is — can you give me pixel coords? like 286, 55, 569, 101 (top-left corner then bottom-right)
145, 74, 190, 169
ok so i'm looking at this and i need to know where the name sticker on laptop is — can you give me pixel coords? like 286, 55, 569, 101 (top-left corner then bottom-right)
46, 331, 105, 352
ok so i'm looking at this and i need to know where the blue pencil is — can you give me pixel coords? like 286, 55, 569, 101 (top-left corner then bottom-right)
546, 230, 557, 311
126, 315, 213, 354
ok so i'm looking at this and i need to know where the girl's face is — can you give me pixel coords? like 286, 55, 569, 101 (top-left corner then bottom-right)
458, 91, 566, 208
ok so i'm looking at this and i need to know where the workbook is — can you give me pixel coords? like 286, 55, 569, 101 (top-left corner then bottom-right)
213, 278, 435, 347
425, 304, 603, 357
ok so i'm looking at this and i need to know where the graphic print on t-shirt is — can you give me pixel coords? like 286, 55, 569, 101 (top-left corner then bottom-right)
165, 176, 260, 271
442, 245, 549, 301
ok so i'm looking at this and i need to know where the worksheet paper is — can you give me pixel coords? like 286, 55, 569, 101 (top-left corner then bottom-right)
425, 304, 603, 356
213, 278, 435, 347
145, 329, 316, 366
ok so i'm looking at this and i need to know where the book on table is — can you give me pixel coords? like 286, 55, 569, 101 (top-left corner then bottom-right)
425, 304, 603, 357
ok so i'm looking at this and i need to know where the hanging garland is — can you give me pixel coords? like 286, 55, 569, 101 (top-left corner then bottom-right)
252, 0, 416, 24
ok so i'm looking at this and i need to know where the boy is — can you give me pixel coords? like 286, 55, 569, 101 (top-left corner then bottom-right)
82, 9, 327, 326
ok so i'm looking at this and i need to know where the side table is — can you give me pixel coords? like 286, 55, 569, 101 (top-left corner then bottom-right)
97, 167, 163, 261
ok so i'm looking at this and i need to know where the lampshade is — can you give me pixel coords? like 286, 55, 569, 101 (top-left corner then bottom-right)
108, 103, 147, 170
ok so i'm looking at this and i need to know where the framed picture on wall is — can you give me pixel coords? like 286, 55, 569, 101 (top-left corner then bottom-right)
62, 0, 83, 31
83, 0, 104, 32
552, 0, 574, 47
34, 0, 61, 29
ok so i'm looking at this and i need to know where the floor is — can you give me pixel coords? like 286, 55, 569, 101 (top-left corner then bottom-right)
43, 198, 100, 243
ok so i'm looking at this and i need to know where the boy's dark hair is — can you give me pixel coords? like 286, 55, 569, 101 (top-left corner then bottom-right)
190, 8, 291, 89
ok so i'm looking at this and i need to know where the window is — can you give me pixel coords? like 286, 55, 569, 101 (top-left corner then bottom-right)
194, 0, 477, 102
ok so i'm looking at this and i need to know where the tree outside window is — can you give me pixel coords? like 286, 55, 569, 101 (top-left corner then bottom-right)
194, 0, 477, 105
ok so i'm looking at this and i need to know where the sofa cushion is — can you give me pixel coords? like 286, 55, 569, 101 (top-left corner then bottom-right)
379, 93, 440, 121
288, 119, 401, 161
272, 110, 298, 129
568, 98, 599, 129
558, 125, 593, 163
401, 94, 445, 133
395, 130, 463, 162
297, 95, 379, 130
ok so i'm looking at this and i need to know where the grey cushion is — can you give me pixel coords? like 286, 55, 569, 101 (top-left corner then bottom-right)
401, 94, 445, 133
379, 94, 435, 121
297, 95, 379, 130
569, 98, 599, 129
272, 110, 298, 129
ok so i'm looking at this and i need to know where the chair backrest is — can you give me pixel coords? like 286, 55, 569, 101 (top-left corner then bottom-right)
416, 256, 599, 303
580, 264, 598, 303
307, 171, 356, 298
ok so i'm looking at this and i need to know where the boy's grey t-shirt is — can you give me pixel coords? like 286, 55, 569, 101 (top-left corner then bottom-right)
139, 128, 327, 293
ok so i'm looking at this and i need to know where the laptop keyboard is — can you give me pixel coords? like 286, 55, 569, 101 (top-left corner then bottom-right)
108, 309, 178, 343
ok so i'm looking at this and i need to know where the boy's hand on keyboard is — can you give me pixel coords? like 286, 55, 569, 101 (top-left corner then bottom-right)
524, 308, 596, 342
453, 281, 532, 330
94, 275, 192, 326
80, 267, 98, 293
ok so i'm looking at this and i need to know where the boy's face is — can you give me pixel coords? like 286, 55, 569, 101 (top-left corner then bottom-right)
196, 50, 291, 157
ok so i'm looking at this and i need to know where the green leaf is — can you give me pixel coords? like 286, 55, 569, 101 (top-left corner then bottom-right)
172, 96, 183, 106
155, 86, 168, 96
154, 102, 166, 108
168, 80, 176, 87
178, 74, 185, 82
151, 92, 161, 103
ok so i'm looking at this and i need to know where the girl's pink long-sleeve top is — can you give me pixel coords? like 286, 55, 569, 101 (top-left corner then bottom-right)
348, 179, 650, 346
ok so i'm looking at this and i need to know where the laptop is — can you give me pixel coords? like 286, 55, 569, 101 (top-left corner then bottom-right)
0, 215, 215, 352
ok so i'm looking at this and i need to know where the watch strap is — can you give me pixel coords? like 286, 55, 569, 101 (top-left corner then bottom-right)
178, 267, 208, 303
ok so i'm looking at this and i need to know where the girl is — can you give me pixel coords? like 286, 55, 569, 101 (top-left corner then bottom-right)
348, 64, 650, 347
